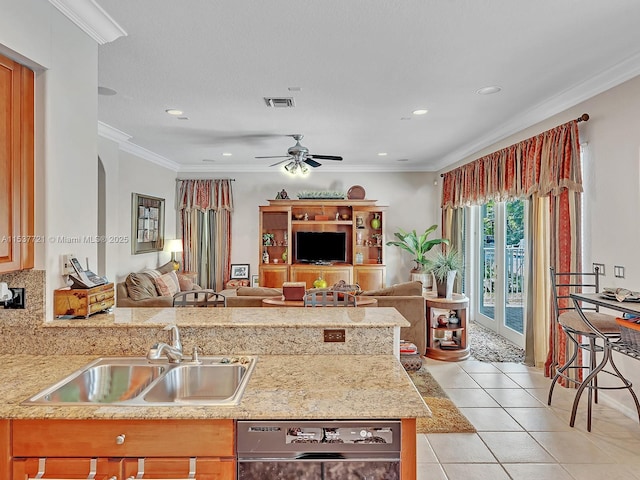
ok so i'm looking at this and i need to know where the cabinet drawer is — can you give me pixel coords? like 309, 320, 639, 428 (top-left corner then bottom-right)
12, 419, 234, 457
88, 298, 114, 314
88, 289, 115, 304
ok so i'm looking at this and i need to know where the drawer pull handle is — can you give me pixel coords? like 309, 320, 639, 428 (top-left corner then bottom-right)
128, 457, 197, 479
29, 457, 101, 479
115, 433, 126, 445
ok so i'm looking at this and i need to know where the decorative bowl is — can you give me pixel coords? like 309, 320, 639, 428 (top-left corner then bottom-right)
341, 214, 349, 220
294, 214, 304, 220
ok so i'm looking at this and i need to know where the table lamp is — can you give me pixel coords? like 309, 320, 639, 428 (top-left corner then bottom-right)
164, 239, 183, 271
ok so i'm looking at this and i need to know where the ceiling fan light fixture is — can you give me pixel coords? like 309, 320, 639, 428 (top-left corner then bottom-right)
299, 163, 309, 175
284, 161, 297, 173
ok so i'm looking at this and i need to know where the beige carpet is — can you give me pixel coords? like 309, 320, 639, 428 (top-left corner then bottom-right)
407, 365, 476, 434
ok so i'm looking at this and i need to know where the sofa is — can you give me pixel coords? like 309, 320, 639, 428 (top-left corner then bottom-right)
219, 281, 427, 354
116, 262, 201, 308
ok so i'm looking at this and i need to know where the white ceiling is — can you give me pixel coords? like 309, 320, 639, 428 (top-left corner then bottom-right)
95, 0, 640, 173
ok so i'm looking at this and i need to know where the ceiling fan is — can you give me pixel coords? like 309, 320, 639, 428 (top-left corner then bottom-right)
255, 134, 343, 173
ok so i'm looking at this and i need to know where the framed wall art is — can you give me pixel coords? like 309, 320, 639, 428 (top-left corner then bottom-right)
132, 193, 165, 254
230, 264, 250, 280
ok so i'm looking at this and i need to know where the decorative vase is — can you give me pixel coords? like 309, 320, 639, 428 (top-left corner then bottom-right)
410, 268, 433, 295
282, 249, 287, 262
436, 270, 457, 299
370, 213, 381, 229
355, 214, 365, 229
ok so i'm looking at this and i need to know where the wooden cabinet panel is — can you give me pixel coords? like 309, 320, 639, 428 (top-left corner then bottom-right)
13, 457, 121, 479
291, 265, 353, 289
354, 265, 385, 291
123, 457, 235, 480
0, 53, 34, 273
259, 265, 288, 288
12, 419, 234, 458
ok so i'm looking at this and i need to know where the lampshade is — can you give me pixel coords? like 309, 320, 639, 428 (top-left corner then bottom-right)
164, 239, 183, 254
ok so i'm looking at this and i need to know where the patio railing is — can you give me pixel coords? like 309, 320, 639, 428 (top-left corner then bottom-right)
482, 246, 524, 307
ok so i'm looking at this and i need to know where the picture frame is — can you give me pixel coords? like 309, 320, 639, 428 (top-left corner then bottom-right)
251, 274, 259, 287
230, 264, 250, 280
131, 193, 165, 254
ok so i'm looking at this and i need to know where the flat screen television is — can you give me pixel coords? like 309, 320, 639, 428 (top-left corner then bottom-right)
295, 231, 347, 264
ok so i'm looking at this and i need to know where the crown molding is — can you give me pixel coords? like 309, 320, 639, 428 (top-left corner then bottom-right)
48, 0, 127, 44
98, 121, 180, 172
434, 51, 640, 172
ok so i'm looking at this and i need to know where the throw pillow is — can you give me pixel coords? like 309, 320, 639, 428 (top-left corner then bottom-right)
236, 286, 282, 296
157, 261, 176, 274
155, 271, 180, 297
177, 273, 195, 291
360, 280, 423, 296
125, 272, 159, 301
142, 268, 162, 279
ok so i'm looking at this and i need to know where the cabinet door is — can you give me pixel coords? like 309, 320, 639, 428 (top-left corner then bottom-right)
291, 266, 353, 289
354, 266, 385, 291
123, 457, 235, 480
12, 457, 120, 479
0, 53, 34, 273
259, 265, 289, 288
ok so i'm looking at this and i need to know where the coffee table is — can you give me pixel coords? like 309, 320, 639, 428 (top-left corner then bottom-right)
262, 296, 378, 307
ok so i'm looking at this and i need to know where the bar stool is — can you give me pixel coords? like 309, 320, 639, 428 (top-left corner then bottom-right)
548, 267, 640, 431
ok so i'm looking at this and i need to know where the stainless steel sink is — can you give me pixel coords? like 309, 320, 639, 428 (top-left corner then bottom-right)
23, 356, 256, 406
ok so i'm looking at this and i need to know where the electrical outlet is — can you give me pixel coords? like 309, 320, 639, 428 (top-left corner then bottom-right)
592, 263, 605, 275
324, 329, 345, 343
4, 287, 25, 309
62, 254, 76, 275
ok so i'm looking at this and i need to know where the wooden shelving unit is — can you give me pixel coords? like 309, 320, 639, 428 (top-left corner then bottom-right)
425, 294, 470, 360
258, 199, 387, 290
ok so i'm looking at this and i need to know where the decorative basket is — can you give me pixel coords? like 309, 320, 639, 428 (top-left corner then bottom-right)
615, 317, 640, 348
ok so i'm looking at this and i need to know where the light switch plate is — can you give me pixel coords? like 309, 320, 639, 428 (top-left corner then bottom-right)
593, 263, 605, 275
614, 265, 625, 278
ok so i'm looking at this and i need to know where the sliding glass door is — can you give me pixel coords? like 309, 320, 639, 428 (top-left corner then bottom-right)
475, 199, 526, 347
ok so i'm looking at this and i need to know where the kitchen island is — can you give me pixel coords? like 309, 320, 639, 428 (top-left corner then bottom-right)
0, 353, 429, 479
0, 304, 426, 478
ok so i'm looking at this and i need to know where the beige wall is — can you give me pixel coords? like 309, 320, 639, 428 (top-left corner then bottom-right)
441, 74, 640, 419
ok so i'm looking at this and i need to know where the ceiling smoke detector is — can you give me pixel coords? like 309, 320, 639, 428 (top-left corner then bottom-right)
264, 97, 295, 108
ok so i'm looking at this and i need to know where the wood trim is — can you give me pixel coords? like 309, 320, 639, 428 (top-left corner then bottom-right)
20, 64, 34, 269
0, 420, 9, 480
401, 418, 417, 480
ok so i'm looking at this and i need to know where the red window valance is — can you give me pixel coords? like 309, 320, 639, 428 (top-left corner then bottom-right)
176, 179, 234, 212
441, 120, 582, 209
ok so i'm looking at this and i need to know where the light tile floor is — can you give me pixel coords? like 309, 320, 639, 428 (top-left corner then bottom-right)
417, 358, 640, 480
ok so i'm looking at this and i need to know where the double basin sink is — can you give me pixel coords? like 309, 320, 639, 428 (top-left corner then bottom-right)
23, 356, 257, 406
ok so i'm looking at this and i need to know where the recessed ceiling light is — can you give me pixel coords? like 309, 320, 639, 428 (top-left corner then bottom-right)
177, 116, 189, 120
400, 117, 412, 121
202, 159, 215, 163
222, 153, 233, 156
98, 86, 117, 96
377, 152, 387, 156
476, 86, 502, 95
412, 109, 428, 115
288, 86, 302, 92
166, 109, 183, 116
397, 158, 409, 162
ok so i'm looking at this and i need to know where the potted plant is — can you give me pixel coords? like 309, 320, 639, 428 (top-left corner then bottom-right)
386, 225, 449, 291
429, 247, 462, 299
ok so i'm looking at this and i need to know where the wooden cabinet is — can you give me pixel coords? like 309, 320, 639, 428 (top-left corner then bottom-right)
425, 294, 470, 360
259, 264, 289, 288
11, 419, 234, 480
0, 53, 34, 273
54, 283, 115, 318
354, 265, 385, 292
290, 265, 353, 289
258, 200, 386, 289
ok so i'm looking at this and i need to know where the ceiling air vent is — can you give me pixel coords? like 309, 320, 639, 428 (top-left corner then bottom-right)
264, 97, 295, 108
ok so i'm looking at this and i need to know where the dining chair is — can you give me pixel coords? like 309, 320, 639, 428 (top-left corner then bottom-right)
548, 266, 632, 431
303, 290, 357, 307
172, 289, 226, 307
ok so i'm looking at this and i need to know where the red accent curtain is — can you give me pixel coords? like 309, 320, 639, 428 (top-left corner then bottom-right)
441, 120, 583, 378
176, 179, 234, 290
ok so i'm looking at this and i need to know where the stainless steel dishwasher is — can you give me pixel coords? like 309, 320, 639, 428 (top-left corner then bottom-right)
237, 420, 401, 480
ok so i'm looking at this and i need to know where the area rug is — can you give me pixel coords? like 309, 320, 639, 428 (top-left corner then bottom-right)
468, 321, 525, 363
407, 366, 476, 434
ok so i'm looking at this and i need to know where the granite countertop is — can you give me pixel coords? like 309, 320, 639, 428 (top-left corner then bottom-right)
44, 307, 410, 328
0, 354, 430, 420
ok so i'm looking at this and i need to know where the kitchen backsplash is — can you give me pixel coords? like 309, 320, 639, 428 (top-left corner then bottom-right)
0, 269, 45, 326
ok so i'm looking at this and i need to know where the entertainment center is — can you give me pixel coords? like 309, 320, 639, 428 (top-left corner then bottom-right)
258, 199, 387, 290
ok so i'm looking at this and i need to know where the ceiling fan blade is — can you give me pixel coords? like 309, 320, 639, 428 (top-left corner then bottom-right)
308, 154, 343, 161
256, 155, 290, 159
269, 158, 292, 167
304, 158, 322, 168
